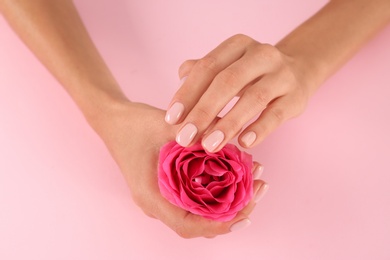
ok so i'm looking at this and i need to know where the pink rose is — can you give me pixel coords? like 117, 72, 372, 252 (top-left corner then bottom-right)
158, 141, 253, 221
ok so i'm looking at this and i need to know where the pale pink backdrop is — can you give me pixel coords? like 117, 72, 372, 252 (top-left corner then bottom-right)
1, 0, 389, 259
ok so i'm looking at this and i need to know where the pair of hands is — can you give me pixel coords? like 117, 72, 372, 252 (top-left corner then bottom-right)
97, 35, 310, 238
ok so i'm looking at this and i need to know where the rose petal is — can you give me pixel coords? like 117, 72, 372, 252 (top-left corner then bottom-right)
158, 141, 254, 222
204, 160, 228, 176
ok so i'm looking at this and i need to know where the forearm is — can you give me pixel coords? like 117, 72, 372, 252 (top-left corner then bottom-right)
276, 0, 390, 94
0, 0, 128, 122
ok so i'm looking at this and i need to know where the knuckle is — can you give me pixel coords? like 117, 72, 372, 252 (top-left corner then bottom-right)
221, 118, 243, 136
285, 88, 309, 117
230, 34, 253, 45
280, 67, 295, 82
174, 225, 192, 239
131, 190, 146, 209
197, 56, 218, 73
179, 60, 196, 75
276, 69, 298, 93
253, 44, 282, 63
250, 88, 270, 107
142, 209, 155, 219
294, 106, 305, 117
216, 68, 241, 87
269, 107, 286, 122
195, 105, 214, 122
254, 124, 268, 142
292, 98, 307, 117
261, 44, 280, 58
130, 188, 157, 215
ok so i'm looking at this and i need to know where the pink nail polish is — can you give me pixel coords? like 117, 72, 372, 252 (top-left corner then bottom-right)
165, 102, 184, 124
230, 219, 251, 232
202, 130, 224, 152
176, 123, 197, 147
254, 183, 269, 203
253, 165, 264, 180
241, 131, 256, 147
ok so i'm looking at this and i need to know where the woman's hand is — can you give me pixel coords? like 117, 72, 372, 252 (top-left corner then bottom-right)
4, 0, 388, 240
165, 34, 312, 152
92, 101, 268, 238
0, 1, 269, 238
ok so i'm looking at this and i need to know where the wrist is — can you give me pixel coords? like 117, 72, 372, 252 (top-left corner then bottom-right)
75, 83, 131, 130
277, 43, 325, 98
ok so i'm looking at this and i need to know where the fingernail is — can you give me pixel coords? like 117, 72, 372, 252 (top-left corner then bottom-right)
165, 102, 185, 124
176, 123, 197, 147
254, 183, 269, 203
241, 131, 256, 147
202, 130, 224, 152
230, 219, 251, 232
253, 165, 264, 180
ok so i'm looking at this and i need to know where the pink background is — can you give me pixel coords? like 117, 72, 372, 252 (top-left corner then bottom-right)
1, 0, 390, 259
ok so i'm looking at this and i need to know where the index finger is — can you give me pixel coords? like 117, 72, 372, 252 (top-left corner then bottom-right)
165, 34, 252, 126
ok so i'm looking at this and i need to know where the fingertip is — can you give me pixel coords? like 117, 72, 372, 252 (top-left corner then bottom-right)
165, 102, 185, 125
165, 77, 188, 125
178, 60, 197, 78
201, 130, 225, 153
253, 165, 264, 180
252, 161, 261, 169
254, 183, 269, 203
176, 123, 198, 147
241, 99, 293, 147
230, 218, 251, 232
239, 125, 269, 148
240, 131, 257, 148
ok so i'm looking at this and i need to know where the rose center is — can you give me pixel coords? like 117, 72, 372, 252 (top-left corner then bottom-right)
193, 174, 221, 186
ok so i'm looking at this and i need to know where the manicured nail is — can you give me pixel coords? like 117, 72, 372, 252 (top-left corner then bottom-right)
176, 123, 197, 147
241, 131, 256, 147
202, 130, 224, 152
253, 165, 264, 180
230, 219, 251, 232
165, 102, 185, 124
254, 183, 269, 203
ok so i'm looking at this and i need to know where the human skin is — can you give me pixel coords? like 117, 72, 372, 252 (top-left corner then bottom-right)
1, 0, 389, 238
166, 0, 390, 153
0, 0, 265, 238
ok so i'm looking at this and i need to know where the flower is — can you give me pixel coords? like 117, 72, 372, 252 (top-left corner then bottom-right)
158, 141, 253, 221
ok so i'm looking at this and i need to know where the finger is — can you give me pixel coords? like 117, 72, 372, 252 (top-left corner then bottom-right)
152, 194, 236, 238
142, 209, 157, 219
165, 34, 252, 126
165, 61, 198, 125
239, 180, 267, 216
229, 180, 268, 232
252, 162, 264, 180
242, 180, 265, 212
252, 162, 267, 203
175, 45, 282, 148
178, 59, 198, 79
152, 178, 265, 238
252, 161, 261, 173
239, 95, 302, 148
200, 73, 288, 152
151, 161, 266, 239
133, 181, 225, 238
253, 181, 269, 204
